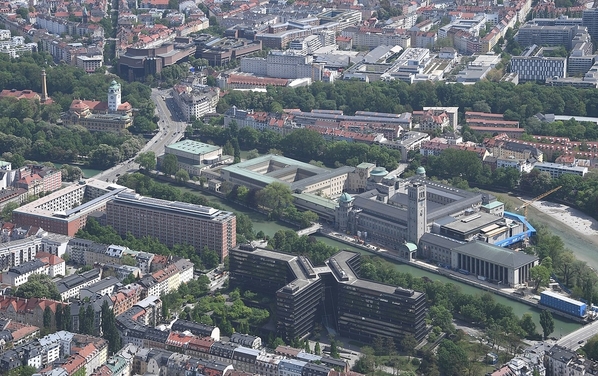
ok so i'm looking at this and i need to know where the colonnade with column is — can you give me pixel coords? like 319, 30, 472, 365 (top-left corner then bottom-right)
455, 253, 533, 286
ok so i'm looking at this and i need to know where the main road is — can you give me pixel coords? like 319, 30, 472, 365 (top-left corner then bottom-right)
557, 318, 598, 350
96, 88, 186, 182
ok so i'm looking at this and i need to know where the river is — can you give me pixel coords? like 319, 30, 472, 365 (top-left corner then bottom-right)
489, 191, 598, 271
155, 182, 581, 336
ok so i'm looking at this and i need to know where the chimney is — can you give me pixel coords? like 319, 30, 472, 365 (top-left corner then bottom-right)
41, 69, 48, 103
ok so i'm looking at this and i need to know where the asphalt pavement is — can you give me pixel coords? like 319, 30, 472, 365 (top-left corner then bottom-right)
557, 319, 598, 350
96, 88, 186, 183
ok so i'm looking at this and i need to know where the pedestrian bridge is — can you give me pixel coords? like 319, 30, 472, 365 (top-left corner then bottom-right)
297, 223, 322, 237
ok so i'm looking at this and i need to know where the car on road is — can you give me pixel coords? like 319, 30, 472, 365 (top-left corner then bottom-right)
116, 173, 121, 177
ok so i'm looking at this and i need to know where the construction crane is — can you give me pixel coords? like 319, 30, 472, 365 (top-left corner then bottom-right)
516, 186, 562, 217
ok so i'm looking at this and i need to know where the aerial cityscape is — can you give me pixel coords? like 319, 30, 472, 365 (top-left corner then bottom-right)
4, 0, 598, 374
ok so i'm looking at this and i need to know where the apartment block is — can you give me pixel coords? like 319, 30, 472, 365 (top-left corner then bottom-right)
12, 179, 130, 237
230, 245, 428, 344
106, 193, 236, 260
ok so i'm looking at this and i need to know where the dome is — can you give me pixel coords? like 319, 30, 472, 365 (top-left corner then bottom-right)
110, 80, 118, 86
416, 166, 426, 176
371, 167, 388, 177
339, 192, 353, 203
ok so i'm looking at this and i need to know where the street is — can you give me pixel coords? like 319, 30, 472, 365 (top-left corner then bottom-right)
557, 319, 598, 350
96, 88, 186, 182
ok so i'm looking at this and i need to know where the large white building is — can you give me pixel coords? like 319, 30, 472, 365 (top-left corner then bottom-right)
533, 161, 588, 178
510, 56, 567, 82
241, 51, 325, 81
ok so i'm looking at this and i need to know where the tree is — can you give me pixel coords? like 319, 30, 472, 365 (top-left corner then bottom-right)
63, 304, 72, 331
540, 309, 555, 339
314, 342, 321, 355
135, 151, 157, 171
330, 336, 340, 359
161, 154, 179, 176
89, 144, 121, 169
7, 366, 37, 376
1, 201, 19, 222
101, 300, 122, 354
429, 305, 454, 333
256, 182, 294, 218
201, 247, 220, 268
520, 313, 537, 337
246, 149, 259, 159
401, 334, 418, 359
43, 306, 52, 330
121, 254, 136, 266
175, 168, 190, 184
55, 304, 63, 330
437, 339, 468, 376
15, 274, 60, 300
530, 264, 550, 292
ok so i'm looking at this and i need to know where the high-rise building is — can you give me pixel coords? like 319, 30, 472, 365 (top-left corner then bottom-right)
229, 245, 428, 345
106, 192, 236, 260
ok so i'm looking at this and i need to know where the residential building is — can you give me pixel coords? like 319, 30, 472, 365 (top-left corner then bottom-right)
12, 179, 130, 237
35, 252, 66, 277
79, 277, 122, 299
56, 268, 102, 300
4, 259, 49, 287
106, 192, 236, 260
172, 84, 219, 121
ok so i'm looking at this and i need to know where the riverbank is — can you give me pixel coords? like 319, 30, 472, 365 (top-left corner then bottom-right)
530, 200, 598, 237
486, 190, 598, 270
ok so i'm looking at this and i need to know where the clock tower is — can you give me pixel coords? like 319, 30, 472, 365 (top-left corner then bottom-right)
407, 182, 426, 244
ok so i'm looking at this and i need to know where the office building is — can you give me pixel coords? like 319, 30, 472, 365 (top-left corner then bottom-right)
12, 179, 130, 237
510, 55, 567, 82
533, 161, 588, 178
118, 43, 197, 81
583, 8, 598, 40
157, 140, 228, 177
240, 51, 325, 81
516, 25, 578, 49
230, 245, 428, 344
106, 192, 236, 260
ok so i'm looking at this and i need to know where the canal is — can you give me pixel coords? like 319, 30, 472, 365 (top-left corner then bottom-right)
313, 236, 581, 336
53, 163, 103, 179
150, 179, 582, 335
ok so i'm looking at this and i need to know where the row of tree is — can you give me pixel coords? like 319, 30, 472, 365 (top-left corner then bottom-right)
216, 80, 598, 125
192, 121, 403, 171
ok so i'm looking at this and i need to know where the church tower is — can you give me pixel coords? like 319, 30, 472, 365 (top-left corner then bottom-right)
108, 80, 121, 112
407, 182, 426, 245
40, 69, 48, 103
